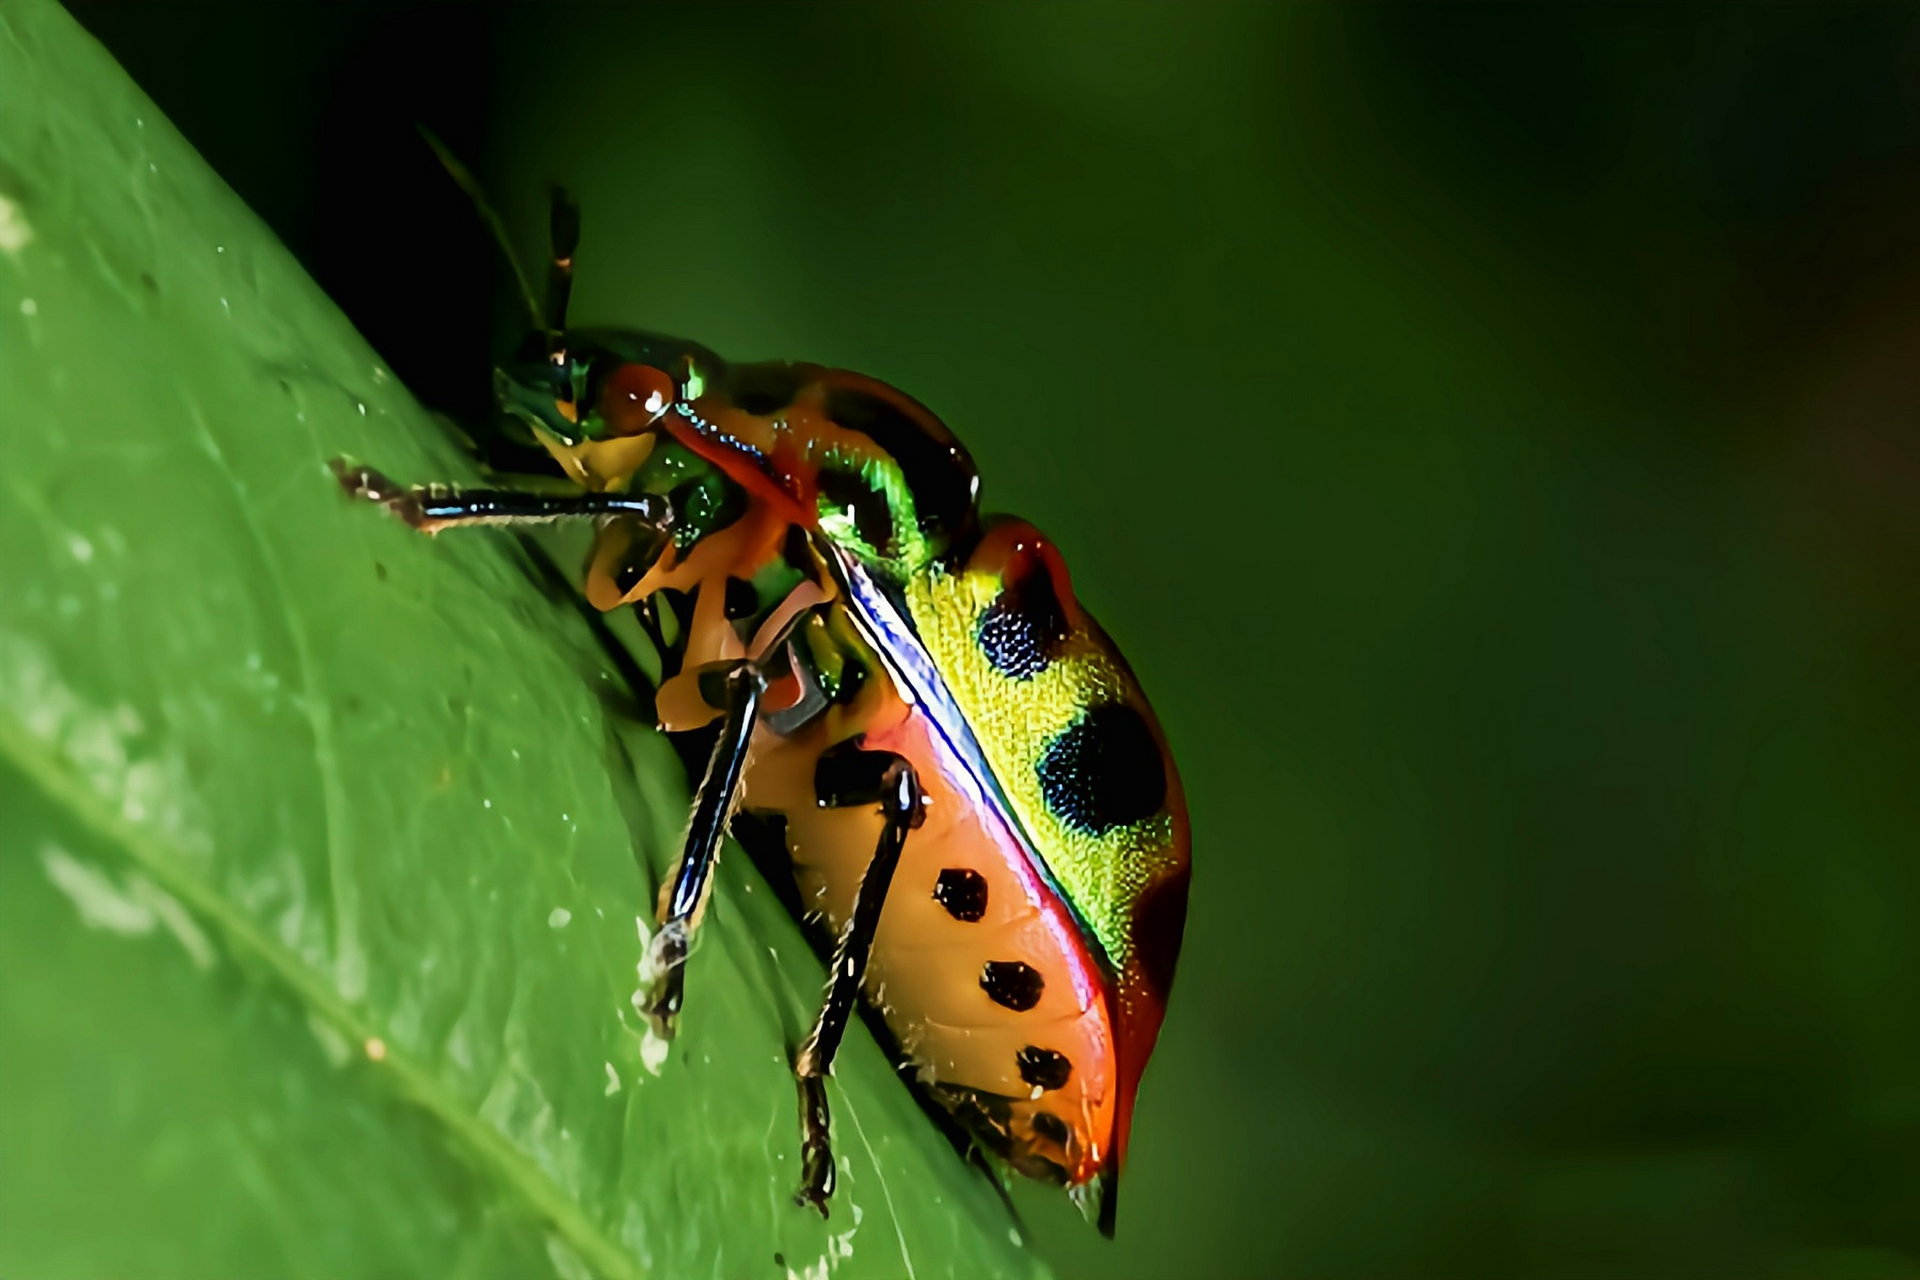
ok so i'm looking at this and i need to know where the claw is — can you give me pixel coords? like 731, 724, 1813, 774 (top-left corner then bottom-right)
329, 458, 430, 531
794, 1075, 835, 1217
793, 1186, 831, 1220
640, 920, 690, 1039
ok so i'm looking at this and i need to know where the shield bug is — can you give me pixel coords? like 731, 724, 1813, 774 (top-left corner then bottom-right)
334, 171, 1189, 1235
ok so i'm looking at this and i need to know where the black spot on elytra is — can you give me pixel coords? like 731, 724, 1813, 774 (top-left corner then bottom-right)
729, 361, 804, 416
977, 564, 1068, 680
933, 868, 987, 922
1135, 866, 1190, 1005
1016, 1045, 1072, 1092
823, 385, 977, 537
980, 960, 1045, 1011
724, 576, 759, 621
816, 465, 894, 554
1037, 704, 1167, 835
1029, 1111, 1071, 1146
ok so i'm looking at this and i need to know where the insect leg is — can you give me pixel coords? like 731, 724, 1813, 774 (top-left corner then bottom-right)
792, 743, 925, 1216
332, 461, 671, 536
641, 663, 765, 1034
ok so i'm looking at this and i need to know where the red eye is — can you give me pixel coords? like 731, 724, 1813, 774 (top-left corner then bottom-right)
599, 364, 676, 437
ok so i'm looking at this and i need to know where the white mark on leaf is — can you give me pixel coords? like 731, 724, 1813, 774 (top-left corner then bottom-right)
603, 1061, 621, 1096
40, 843, 152, 934
40, 844, 215, 970
548, 906, 572, 929
0, 193, 31, 255
640, 1028, 669, 1077
4, 631, 211, 879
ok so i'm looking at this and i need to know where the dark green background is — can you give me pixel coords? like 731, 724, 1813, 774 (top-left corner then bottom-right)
63, 4, 1920, 1276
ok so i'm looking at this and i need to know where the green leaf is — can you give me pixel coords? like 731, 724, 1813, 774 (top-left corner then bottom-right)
0, 4, 1046, 1277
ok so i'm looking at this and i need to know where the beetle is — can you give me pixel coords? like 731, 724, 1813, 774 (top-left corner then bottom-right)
333, 180, 1189, 1235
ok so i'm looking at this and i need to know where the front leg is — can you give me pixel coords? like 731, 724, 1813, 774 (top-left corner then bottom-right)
641, 663, 765, 1036
793, 742, 925, 1216
332, 460, 672, 536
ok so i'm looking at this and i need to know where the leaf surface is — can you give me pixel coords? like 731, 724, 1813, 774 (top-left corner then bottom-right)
0, 4, 1044, 1277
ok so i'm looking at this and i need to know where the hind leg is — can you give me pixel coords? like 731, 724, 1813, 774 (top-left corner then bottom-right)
791, 742, 924, 1216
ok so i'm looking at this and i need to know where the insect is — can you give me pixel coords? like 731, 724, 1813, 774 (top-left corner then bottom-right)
334, 177, 1189, 1235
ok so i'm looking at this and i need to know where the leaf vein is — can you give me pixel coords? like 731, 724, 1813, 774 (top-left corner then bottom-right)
0, 711, 648, 1280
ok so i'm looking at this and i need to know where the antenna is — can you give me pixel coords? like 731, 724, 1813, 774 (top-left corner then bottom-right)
417, 126, 545, 335
546, 185, 580, 332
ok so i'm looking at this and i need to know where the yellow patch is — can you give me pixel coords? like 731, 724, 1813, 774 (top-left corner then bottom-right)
905, 565, 1179, 967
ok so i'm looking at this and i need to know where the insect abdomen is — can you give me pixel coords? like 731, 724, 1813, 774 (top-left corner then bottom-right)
746, 691, 1119, 1187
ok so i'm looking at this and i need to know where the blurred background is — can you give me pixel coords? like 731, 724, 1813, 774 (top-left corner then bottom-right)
64, 3, 1920, 1276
